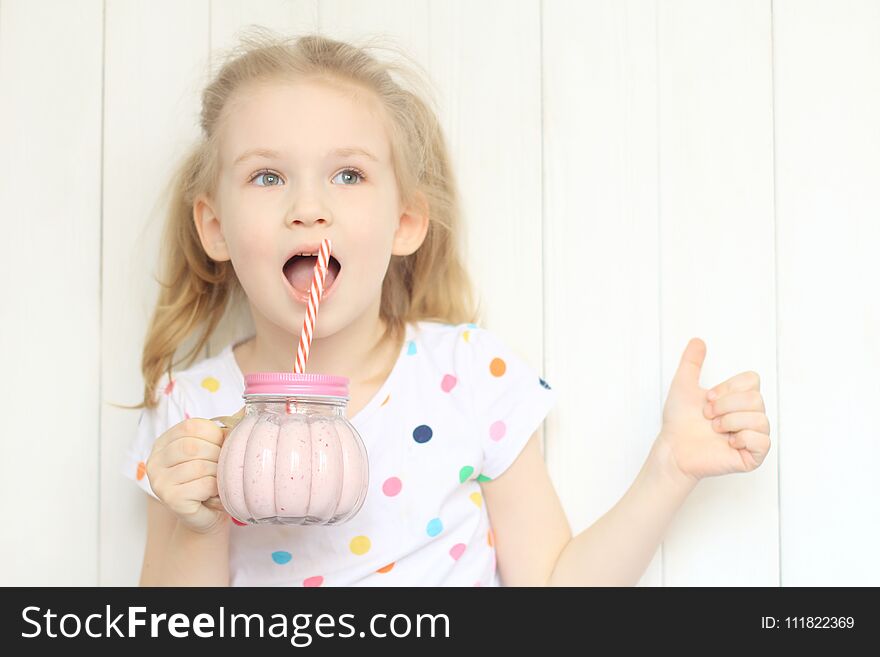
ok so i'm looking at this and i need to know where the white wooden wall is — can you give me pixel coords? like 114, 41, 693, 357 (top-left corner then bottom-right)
1, 0, 877, 586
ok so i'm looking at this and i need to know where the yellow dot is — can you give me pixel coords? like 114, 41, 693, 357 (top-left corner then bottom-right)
350, 535, 371, 555
380, 394, 391, 407
489, 358, 506, 377
201, 376, 220, 392
487, 528, 495, 547
463, 330, 470, 342
469, 492, 482, 508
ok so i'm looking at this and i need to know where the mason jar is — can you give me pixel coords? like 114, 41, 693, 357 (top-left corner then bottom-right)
213, 372, 369, 526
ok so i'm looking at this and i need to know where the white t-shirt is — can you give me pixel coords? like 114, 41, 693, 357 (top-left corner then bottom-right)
122, 320, 558, 586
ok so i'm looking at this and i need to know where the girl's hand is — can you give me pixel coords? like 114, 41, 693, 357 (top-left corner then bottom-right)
656, 338, 771, 484
145, 415, 235, 534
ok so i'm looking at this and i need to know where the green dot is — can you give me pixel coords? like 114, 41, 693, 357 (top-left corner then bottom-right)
477, 473, 492, 482
459, 465, 475, 483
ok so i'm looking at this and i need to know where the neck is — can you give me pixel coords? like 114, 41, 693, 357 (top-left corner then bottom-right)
241, 294, 399, 385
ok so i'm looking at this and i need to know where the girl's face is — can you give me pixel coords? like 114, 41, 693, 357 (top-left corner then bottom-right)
195, 79, 427, 339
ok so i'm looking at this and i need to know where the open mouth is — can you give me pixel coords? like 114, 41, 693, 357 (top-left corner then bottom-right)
282, 253, 342, 301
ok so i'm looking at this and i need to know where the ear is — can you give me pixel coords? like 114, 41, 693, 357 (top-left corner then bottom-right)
391, 190, 430, 256
193, 193, 231, 262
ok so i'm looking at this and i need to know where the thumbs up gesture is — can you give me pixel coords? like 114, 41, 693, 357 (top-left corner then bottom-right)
656, 338, 771, 484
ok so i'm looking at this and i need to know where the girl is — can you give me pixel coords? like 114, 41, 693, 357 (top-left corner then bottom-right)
121, 30, 771, 587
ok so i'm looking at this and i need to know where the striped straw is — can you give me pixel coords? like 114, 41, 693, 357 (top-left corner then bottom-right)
294, 238, 332, 374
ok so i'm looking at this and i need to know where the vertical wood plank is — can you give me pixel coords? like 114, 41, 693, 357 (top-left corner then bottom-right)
100, 0, 211, 585
0, 0, 103, 585
658, 0, 778, 585
425, 0, 545, 376
542, 0, 662, 586
773, 0, 880, 585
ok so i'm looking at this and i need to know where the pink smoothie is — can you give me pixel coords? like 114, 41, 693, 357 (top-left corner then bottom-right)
306, 418, 345, 520
217, 412, 259, 522
242, 417, 280, 520
334, 420, 368, 522
274, 416, 312, 517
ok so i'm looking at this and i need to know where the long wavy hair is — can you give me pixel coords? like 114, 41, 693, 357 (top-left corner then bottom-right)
112, 28, 480, 412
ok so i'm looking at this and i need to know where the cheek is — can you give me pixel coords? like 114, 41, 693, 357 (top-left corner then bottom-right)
226, 225, 276, 274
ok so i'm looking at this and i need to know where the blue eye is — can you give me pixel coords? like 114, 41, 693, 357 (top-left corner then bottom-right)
332, 168, 367, 185
249, 170, 282, 186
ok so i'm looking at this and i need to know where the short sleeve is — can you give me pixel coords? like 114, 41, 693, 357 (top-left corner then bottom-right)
120, 372, 188, 501
460, 325, 559, 480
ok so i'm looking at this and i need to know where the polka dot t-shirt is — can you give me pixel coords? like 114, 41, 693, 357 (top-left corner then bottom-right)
122, 320, 559, 586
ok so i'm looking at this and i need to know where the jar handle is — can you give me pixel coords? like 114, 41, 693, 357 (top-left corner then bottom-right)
204, 406, 245, 514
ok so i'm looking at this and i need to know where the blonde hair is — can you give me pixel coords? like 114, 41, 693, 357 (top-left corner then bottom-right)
114, 27, 480, 412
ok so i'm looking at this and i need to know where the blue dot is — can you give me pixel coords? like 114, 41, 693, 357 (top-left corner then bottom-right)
271, 551, 292, 565
406, 341, 417, 355
466, 322, 477, 328
539, 377, 552, 390
413, 424, 433, 443
426, 517, 443, 537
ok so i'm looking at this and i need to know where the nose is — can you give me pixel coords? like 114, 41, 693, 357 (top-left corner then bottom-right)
286, 188, 332, 228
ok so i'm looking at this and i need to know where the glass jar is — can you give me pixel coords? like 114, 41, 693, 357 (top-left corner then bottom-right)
213, 372, 369, 526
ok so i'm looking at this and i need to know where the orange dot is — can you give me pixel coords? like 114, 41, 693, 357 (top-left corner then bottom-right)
136, 461, 146, 481
487, 528, 495, 547
381, 394, 391, 407
376, 562, 395, 574
489, 358, 506, 377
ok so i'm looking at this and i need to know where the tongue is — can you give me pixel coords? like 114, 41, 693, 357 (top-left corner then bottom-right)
286, 256, 337, 293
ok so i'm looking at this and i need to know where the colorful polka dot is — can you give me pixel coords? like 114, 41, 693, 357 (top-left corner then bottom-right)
489, 420, 507, 441
382, 477, 402, 497
350, 535, 371, 555
163, 379, 175, 395
201, 376, 220, 392
489, 358, 506, 377
271, 551, 292, 565
463, 330, 471, 342
440, 374, 457, 393
426, 517, 444, 537
459, 465, 474, 483
231, 517, 247, 526
449, 543, 466, 560
487, 529, 495, 547
477, 474, 492, 483
469, 492, 483, 508
412, 424, 433, 443
406, 341, 417, 355
303, 576, 323, 587
184, 411, 190, 420
467, 322, 477, 328
381, 394, 391, 406
136, 461, 146, 481
539, 377, 552, 390
376, 562, 395, 574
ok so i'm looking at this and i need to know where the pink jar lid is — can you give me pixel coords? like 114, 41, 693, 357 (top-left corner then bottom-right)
243, 372, 349, 399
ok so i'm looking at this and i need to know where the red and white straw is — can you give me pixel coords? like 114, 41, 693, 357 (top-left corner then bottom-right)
294, 238, 332, 374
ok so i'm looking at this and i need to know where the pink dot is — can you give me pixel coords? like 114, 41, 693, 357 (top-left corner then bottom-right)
489, 420, 507, 441
303, 576, 323, 587
184, 411, 190, 420
230, 517, 246, 526
382, 477, 402, 497
449, 543, 466, 560
441, 374, 458, 393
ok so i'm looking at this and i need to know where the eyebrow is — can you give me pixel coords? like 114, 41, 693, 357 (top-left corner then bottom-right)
233, 147, 379, 166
